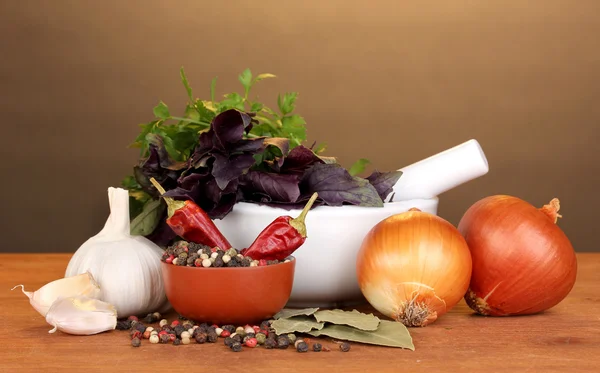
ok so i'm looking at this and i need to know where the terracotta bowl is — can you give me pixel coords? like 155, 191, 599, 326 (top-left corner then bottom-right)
161, 258, 296, 325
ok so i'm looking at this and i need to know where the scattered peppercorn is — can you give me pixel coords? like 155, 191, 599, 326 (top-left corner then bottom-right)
171, 320, 180, 327
142, 331, 151, 339
182, 337, 191, 345
134, 323, 146, 333
245, 332, 256, 339
181, 331, 191, 339
245, 338, 258, 348
207, 331, 218, 343
130, 330, 142, 340
231, 334, 242, 344
264, 338, 277, 349
339, 342, 351, 352
224, 337, 235, 347
116, 320, 131, 330
149, 334, 159, 344
213, 257, 224, 267
313, 343, 322, 352
131, 337, 141, 347
159, 319, 168, 328
230, 342, 243, 352
255, 333, 267, 345
173, 338, 181, 346
222, 325, 236, 334
296, 341, 309, 352
195, 332, 207, 344
277, 336, 291, 349
127, 315, 139, 322
235, 327, 246, 337
220, 330, 231, 338
174, 325, 185, 337
169, 334, 176, 342
160, 334, 170, 344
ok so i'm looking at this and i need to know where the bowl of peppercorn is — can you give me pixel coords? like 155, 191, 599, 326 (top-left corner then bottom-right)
160, 241, 296, 325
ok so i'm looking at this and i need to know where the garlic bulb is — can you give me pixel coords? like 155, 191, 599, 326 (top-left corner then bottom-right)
12, 271, 100, 317
65, 187, 169, 317
46, 296, 117, 335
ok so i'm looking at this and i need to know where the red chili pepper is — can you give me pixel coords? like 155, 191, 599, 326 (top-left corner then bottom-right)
241, 192, 318, 261
150, 178, 232, 250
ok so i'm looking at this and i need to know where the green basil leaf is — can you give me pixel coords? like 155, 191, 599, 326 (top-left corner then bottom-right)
130, 199, 165, 236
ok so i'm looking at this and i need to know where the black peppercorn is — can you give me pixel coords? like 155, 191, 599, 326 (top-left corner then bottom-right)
195, 332, 207, 344
339, 342, 351, 352
231, 334, 242, 344
246, 332, 255, 339
173, 338, 181, 346
213, 257, 224, 267
182, 321, 194, 330
222, 325, 236, 334
116, 320, 131, 330
174, 325, 185, 337
134, 322, 146, 333
241, 257, 251, 267
296, 341, 309, 352
264, 338, 277, 349
131, 337, 141, 347
224, 337, 235, 347
259, 320, 270, 330
207, 331, 218, 343
313, 343, 322, 352
277, 336, 290, 349
226, 257, 239, 267
230, 342, 243, 352
160, 334, 170, 344
267, 260, 278, 265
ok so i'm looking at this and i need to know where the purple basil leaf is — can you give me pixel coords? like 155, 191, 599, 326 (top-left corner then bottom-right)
240, 170, 301, 203
212, 153, 257, 190
366, 170, 403, 201
146, 133, 187, 171
280, 145, 323, 175
212, 109, 252, 149
300, 163, 383, 207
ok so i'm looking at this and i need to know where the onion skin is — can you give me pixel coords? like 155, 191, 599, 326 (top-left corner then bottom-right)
356, 210, 472, 327
458, 195, 577, 316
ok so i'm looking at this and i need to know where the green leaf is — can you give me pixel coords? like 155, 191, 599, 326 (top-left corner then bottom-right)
253, 73, 276, 83
281, 114, 307, 145
130, 199, 165, 236
121, 175, 141, 190
313, 142, 327, 154
273, 307, 319, 319
238, 68, 253, 92
278, 92, 298, 115
210, 76, 218, 102
348, 158, 371, 176
271, 316, 325, 335
219, 92, 245, 111
313, 309, 380, 331
180, 67, 193, 101
153, 101, 170, 119
250, 101, 264, 112
308, 320, 414, 350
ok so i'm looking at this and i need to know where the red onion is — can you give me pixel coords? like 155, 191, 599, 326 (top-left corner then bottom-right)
458, 195, 577, 316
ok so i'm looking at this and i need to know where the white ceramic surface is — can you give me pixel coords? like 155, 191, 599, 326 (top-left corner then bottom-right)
214, 198, 439, 307
389, 139, 489, 201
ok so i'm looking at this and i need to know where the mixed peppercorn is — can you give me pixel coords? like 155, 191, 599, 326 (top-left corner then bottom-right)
118, 312, 350, 353
161, 240, 290, 268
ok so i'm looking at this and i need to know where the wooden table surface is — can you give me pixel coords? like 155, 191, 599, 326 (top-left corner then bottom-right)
1, 253, 599, 372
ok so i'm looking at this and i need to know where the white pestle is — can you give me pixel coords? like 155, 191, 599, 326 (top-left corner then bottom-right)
388, 139, 489, 202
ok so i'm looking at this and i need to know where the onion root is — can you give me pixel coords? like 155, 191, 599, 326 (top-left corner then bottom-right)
394, 290, 444, 327
539, 198, 562, 223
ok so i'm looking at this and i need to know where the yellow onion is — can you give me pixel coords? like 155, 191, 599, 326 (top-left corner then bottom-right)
356, 209, 472, 327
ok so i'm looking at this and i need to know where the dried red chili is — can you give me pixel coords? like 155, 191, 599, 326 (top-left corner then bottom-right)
241, 192, 318, 261
150, 178, 232, 250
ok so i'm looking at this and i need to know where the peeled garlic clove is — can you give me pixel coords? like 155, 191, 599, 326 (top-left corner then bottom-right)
12, 271, 100, 317
46, 295, 117, 335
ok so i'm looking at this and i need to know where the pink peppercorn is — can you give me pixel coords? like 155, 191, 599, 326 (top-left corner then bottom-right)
127, 315, 139, 322
143, 331, 151, 339
169, 334, 176, 342
171, 320, 180, 327
131, 330, 142, 340
158, 330, 168, 337
252, 326, 260, 333
166, 255, 175, 264
221, 330, 231, 338
260, 329, 269, 337
245, 338, 258, 348
259, 259, 268, 266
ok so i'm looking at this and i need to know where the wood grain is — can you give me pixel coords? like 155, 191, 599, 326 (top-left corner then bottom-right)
1, 253, 599, 372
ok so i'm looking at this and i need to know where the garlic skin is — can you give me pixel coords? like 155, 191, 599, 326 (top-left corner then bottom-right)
12, 271, 100, 317
46, 296, 117, 335
65, 187, 169, 318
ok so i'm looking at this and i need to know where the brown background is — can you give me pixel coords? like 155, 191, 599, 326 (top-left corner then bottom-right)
1, 0, 598, 253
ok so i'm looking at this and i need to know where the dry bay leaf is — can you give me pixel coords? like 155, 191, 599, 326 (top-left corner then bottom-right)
271, 316, 325, 334
308, 320, 414, 350
313, 309, 380, 331
273, 307, 319, 319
